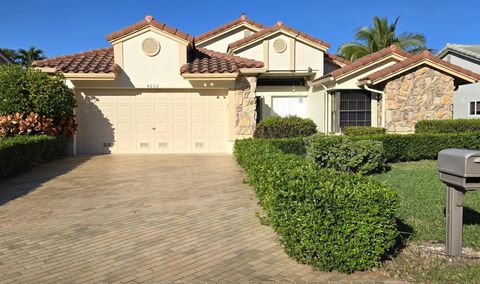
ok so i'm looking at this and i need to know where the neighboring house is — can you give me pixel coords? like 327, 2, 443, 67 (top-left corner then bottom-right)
0, 50, 12, 65
437, 44, 480, 118
33, 15, 480, 154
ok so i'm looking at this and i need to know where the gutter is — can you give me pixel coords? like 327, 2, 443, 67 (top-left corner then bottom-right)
361, 83, 386, 128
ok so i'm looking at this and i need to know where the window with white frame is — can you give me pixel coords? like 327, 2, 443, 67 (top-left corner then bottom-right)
469, 101, 480, 116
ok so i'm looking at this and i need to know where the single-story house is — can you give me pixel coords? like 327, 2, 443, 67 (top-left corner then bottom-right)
0, 50, 12, 65
33, 15, 480, 154
437, 44, 480, 118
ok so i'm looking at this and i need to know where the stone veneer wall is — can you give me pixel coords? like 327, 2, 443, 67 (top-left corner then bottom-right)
382, 66, 454, 133
235, 76, 257, 136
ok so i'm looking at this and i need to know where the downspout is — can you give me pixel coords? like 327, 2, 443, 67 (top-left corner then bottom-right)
362, 84, 385, 128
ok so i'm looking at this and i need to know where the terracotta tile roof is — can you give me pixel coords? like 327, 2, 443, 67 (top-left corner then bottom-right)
228, 21, 331, 51
313, 45, 411, 82
106, 15, 194, 43
324, 52, 350, 67
180, 48, 264, 74
32, 47, 118, 73
195, 14, 264, 42
359, 50, 480, 84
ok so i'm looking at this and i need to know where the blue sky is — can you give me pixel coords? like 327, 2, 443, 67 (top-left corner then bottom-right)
1, 0, 479, 57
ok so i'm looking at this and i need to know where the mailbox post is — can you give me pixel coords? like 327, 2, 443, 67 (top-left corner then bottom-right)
438, 149, 480, 257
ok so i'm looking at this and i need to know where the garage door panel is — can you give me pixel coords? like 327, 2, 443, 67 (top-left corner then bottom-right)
173, 139, 190, 152
116, 122, 135, 136
77, 92, 227, 154
117, 105, 135, 121
116, 95, 135, 104
173, 123, 191, 137
210, 105, 225, 119
210, 139, 226, 151
173, 106, 190, 119
136, 93, 155, 104
136, 105, 154, 120
154, 122, 171, 136
209, 122, 225, 137
173, 93, 191, 103
155, 138, 173, 152
192, 94, 209, 104
97, 137, 115, 154
136, 138, 154, 153
116, 137, 135, 152
154, 93, 172, 102
136, 123, 154, 136
154, 105, 171, 121
191, 122, 208, 136
191, 105, 208, 119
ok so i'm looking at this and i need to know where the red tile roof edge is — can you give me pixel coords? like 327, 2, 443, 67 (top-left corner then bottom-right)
180, 47, 264, 74
359, 50, 480, 83
32, 47, 118, 74
324, 52, 350, 66
313, 45, 411, 82
106, 15, 194, 43
227, 21, 331, 51
195, 14, 264, 42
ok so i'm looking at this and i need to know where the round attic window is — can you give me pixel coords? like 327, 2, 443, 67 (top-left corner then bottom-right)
273, 39, 287, 53
142, 38, 161, 56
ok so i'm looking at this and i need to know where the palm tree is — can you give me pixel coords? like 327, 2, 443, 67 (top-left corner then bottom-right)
0, 48, 17, 62
338, 16, 427, 61
15, 47, 46, 67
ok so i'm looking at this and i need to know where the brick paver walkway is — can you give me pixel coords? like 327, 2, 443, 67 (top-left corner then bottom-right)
0, 155, 399, 283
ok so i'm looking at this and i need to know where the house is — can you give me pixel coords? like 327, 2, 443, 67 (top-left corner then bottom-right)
0, 50, 12, 65
437, 44, 480, 118
32, 15, 480, 154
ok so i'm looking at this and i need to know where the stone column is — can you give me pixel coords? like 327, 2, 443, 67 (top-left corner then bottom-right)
235, 76, 257, 137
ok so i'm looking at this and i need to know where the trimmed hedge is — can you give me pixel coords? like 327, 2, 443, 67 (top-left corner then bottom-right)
234, 138, 398, 273
254, 116, 317, 138
415, 119, 480, 134
305, 135, 385, 175
343, 126, 386, 136
268, 137, 306, 156
0, 135, 67, 179
351, 132, 480, 162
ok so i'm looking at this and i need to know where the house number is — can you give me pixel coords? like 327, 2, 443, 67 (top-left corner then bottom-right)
147, 84, 160, 88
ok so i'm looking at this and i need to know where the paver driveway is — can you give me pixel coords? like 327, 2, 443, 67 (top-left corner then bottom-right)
0, 155, 396, 283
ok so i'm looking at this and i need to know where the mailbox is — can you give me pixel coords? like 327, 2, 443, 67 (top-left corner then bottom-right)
438, 149, 480, 258
438, 149, 480, 189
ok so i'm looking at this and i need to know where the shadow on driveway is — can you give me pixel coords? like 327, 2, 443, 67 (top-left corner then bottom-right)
0, 156, 92, 206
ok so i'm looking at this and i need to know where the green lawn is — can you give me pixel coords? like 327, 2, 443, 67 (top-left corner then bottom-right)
374, 160, 480, 282
374, 160, 480, 249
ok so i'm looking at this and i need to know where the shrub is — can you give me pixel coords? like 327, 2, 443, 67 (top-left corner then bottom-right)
0, 135, 67, 179
343, 126, 386, 136
268, 137, 306, 156
234, 138, 398, 273
305, 134, 385, 175
351, 132, 480, 162
0, 112, 76, 137
254, 116, 317, 138
415, 119, 480, 134
0, 65, 76, 125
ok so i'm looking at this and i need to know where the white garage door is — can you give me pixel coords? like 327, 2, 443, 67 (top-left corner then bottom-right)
272, 96, 308, 118
76, 92, 228, 154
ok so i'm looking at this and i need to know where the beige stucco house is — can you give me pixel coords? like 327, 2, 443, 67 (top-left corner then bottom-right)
33, 15, 480, 154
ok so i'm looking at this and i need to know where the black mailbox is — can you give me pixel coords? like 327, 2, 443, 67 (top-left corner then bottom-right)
438, 149, 480, 258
